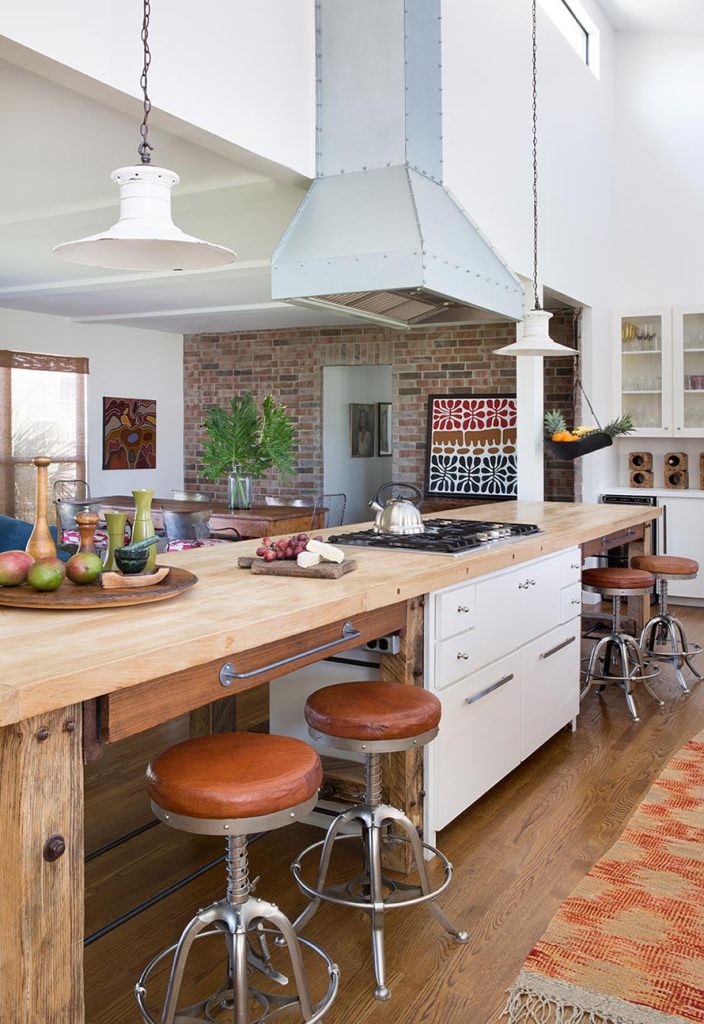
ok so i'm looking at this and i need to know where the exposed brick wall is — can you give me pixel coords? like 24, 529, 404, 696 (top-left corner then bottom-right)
183, 313, 578, 506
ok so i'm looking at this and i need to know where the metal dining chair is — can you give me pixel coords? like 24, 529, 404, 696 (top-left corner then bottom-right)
160, 508, 240, 550
322, 493, 346, 528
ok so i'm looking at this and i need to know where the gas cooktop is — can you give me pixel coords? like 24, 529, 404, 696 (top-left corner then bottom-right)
328, 518, 542, 557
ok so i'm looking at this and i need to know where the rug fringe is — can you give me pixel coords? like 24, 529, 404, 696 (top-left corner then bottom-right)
503, 987, 638, 1024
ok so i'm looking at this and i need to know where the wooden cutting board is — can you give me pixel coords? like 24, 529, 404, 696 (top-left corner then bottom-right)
238, 556, 357, 579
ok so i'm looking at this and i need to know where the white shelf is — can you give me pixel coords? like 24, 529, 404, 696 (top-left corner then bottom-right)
622, 349, 661, 356
622, 390, 661, 394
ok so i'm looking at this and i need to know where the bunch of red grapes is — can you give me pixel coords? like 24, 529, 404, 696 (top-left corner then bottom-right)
255, 534, 324, 562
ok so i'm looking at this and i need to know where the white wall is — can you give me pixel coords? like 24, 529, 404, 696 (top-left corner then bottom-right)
612, 35, 704, 306
0, 307, 183, 496
0, 0, 316, 178
323, 365, 393, 524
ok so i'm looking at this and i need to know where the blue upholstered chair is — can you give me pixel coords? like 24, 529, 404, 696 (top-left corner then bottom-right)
0, 515, 70, 561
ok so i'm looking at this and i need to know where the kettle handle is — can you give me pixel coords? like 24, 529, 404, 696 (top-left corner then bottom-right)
372, 481, 424, 509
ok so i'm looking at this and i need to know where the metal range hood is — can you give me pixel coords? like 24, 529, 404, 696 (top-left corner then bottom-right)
272, 0, 523, 329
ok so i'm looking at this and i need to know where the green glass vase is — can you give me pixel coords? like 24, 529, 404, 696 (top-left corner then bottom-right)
131, 489, 156, 571
103, 511, 128, 571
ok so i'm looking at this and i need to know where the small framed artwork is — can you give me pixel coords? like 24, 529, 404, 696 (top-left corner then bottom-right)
103, 396, 157, 470
378, 402, 392, 456
350, 403, 376, 458
424, 393, 517, 499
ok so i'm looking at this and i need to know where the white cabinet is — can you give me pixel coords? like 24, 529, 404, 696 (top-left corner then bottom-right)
662, 495, 704, 600
673, 307, 704, 437
613, 306, 704, 437
434, 653, 522, 831
522, 626, 579, 759
426, 547, 581, 835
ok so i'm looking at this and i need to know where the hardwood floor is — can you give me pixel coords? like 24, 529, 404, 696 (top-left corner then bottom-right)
85, 605, 704, 1024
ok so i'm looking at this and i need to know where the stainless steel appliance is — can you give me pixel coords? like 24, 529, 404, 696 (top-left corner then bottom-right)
329, 518, 542, 557
600, 493, 659, 558
368, 482, 425, 535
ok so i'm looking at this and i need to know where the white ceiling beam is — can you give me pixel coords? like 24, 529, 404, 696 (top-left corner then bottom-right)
72, 301, 290, 324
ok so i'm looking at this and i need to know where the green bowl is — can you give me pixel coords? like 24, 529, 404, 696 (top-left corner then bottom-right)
114, 547, 149, 575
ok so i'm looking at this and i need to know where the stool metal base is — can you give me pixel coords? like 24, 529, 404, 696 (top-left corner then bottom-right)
581, 631, 663, 723
136, 894, 339, 1024
290, 799, 468, 1001
640, 613, 703, 695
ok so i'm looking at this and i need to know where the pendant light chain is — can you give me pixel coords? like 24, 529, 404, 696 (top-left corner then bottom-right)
138, 0, 153, 164
531, 0, 541, 311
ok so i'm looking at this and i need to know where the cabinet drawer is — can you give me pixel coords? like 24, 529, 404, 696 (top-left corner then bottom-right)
435, 583, 476, 640
433, 652, 522, 831
521, 554, 563, 642
522, 625, 579, 760
560, 548, 582, 588
561, 582, 582, 622
435, 631, 479, 689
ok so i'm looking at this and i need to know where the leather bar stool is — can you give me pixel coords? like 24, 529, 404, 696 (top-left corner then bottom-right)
581, 567, 664, 722
632, 554, 703, 693
135, 732, 339, 1024
289, 681, 468, 1001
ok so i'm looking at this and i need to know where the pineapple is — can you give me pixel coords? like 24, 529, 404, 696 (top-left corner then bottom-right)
544, 409, 567, 436
603, 413, 635, 438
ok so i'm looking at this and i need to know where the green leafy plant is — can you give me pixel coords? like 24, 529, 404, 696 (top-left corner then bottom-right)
200, 393, 295, 480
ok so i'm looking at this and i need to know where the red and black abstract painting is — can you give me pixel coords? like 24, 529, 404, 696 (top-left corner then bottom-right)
102, 397, 157, 470
425, 394, 517, 499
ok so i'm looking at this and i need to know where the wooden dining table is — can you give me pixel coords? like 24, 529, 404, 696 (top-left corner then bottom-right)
93, 496, 324, 540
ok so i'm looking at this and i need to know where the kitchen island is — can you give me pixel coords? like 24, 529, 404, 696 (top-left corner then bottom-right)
0, 500, 658, 1022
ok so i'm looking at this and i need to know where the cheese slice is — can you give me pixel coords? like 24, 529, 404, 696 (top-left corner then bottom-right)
297, 550, 322, 568
305, 539, 345, 564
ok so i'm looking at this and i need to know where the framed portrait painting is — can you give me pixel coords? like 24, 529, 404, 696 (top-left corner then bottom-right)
103, 396, 157, 470
378, 402, 392, 456
424, 394, 517, 499
350, 403, 376, 458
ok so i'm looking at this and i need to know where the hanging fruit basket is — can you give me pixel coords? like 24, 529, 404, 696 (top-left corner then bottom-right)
545, 403, 634, 463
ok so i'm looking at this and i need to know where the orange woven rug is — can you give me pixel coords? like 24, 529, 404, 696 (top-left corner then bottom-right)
504, 731, 704, 1024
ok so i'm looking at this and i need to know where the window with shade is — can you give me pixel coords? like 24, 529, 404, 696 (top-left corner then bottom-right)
0, 351, 88, 521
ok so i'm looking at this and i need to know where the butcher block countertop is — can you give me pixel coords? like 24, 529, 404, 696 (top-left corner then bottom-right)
0, 500, 658, 727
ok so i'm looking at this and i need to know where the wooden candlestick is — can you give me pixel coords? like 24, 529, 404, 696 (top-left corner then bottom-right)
75, 512, 99, 555
26, 456, 57, 561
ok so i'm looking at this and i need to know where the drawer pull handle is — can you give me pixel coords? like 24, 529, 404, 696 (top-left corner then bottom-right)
518, 582, 527, 590
540, 635, 576, 660
571, 598, 581, 605
570, 562, 580, 570
528, 578, 536, 586
457, 605, 471, 613
465, 673, 514, 705
219, 621, 361, 683
456, 652, 470, 660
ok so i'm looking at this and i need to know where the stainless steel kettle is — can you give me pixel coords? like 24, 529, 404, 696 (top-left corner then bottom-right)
368, 482, 425, 535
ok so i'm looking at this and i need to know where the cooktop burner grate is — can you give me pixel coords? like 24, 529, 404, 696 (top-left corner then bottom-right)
329, 519, 542, 556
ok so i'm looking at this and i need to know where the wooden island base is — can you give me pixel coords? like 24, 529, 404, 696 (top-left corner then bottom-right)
0, 501, 660, 1023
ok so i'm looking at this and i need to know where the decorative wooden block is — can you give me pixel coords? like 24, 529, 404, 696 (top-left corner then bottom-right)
629, 451, 652, 471
630, 469, 654, 488
665, 452, 688, 472
665, 468, 689, 489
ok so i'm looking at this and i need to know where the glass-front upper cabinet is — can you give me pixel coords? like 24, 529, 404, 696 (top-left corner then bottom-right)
613, 310, 673, 437
673, 308, 704, 437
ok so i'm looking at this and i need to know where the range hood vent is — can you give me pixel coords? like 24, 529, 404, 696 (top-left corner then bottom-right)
272, 0, 523, 328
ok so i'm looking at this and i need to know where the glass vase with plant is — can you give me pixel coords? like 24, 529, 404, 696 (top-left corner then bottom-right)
200, 393, 295, 509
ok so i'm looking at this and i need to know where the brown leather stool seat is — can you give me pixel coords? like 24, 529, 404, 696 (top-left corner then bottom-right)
582, 567, 655, 592
631, 554, 699, 577
146, 732, 323, 820
305, 681, 441, 742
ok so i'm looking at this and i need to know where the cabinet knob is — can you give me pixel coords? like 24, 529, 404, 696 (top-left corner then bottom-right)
518, 582, 527, 590
457, 605, 470, 614
570, 563, 580, 570
528, 579, 536, 586
571, 598, 581, 605
456, 652, 469, 660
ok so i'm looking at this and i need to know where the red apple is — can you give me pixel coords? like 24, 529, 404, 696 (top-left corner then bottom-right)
66, 552, 103, 585
0, 550, 34, 586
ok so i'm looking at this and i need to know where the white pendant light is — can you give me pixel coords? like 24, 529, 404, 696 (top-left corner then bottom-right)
494, 1, 574, 360
53, 1, 236, 272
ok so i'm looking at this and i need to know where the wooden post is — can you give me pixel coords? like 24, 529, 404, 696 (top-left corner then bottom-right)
379, 596, 425, 873
627, 520, 653, 631
0, 705, 84, 1023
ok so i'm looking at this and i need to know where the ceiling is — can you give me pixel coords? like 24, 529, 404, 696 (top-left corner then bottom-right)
0, 60, 356, 335
598, 0, 704, 35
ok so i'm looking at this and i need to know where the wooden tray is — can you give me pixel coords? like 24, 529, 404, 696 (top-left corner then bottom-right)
101, 566, 170, 589
0, 566, 197, 610
238, 556, 357, 579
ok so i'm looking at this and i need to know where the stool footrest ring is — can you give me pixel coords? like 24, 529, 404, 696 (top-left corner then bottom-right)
292, 831, 453, 912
